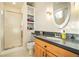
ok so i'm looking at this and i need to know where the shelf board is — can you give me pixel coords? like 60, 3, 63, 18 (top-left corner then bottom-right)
27, 14, 34, 16
27, 22, 34, 23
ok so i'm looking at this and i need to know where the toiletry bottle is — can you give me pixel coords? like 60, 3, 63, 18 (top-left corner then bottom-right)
61, 30, 66, 44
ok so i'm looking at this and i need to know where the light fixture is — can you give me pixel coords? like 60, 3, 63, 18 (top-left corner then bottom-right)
75, 2, 79, 8
12, 2, 16, 5
47, 12, 52, 15
46, 8, 52, 16
75, 2, 79, 6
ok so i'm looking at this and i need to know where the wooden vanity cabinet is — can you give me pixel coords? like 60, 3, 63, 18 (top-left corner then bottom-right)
34, 38, 78, 57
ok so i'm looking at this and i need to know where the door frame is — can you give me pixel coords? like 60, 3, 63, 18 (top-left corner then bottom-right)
2, 10, 23, 50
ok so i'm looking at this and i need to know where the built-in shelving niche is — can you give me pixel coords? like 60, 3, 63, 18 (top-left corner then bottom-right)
27, 2, 34, 30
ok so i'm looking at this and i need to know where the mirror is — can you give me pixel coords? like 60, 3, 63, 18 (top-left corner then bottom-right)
53, 2, 71, 28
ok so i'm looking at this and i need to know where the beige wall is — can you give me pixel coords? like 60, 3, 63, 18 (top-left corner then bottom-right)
64, 3, 79, 34
35, 2, 79, 34
34, 2, 55, 31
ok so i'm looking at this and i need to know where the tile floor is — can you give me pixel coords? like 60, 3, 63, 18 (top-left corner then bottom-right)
0, 47, 34, 57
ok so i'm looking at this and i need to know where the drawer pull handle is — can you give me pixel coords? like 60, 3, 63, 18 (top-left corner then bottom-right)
44, 46, 47, 48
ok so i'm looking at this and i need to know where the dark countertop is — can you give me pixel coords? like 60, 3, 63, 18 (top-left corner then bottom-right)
34, 35, 79, 55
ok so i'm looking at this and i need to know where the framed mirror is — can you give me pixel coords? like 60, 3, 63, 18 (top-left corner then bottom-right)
53, 2, 71, 28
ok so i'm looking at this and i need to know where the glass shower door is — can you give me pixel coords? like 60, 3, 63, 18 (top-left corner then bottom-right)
4, 11, 22, 49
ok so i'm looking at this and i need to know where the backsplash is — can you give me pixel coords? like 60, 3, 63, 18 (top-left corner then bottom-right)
67, 33, 79, 39
43, 31, 55, 37
34, 31, 61, 38
34, 31, 79, 40
34, 31, 41, 35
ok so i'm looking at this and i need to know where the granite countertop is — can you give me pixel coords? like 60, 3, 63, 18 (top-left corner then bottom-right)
33, 35, 79, 55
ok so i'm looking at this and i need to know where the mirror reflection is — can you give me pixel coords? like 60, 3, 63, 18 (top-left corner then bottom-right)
53, 2, 70, 28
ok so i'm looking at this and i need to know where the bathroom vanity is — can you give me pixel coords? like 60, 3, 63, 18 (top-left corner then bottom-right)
34, 35, 79, 57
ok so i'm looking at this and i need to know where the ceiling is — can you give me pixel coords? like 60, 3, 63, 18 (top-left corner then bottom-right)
3, 2, 24, 9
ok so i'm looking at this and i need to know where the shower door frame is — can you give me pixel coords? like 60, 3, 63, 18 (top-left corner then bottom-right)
2, 10, 23, 50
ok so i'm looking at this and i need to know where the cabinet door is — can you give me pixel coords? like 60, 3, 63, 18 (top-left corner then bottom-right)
40, 46, 46, 57
46, 51, 56, 57
34, 43, 41, 57
34, 43, 46, 57
34, 43, 38, 56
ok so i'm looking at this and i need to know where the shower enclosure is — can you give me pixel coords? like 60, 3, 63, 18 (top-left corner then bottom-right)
0, 9, 23, 51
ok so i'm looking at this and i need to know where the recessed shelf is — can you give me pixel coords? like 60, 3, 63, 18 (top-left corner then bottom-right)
27, 3, 34, 30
